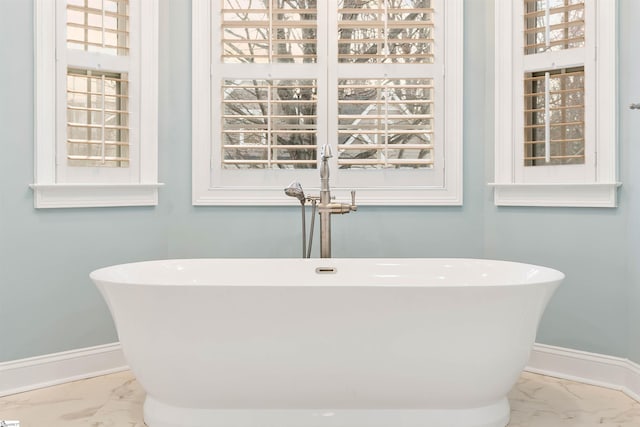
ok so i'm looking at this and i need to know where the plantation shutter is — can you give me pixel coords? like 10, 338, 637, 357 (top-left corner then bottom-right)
198, 0, 462, 204
521, 0, 586, 167
219, 1, 319, 169
336, 0, 437, 170
217, 0, 439, 171
65, 0, 131, 168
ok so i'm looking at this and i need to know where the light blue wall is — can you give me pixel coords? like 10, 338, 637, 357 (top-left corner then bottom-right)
159, 0, 486, 262
0, 0, 638, 365
620, 0, 640, 364
0, 0, 170, 361
483, 0, 635, 359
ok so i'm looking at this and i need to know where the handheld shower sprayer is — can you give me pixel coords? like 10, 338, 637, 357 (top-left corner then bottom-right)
284, 181, 305, 204
285, 181, 308, 257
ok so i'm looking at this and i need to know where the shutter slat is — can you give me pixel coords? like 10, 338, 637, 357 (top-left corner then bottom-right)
339, 7, 435, 14
524, 121, 585, 129
525, 138, 583, 144
523, 20, 584, 34
523, 3, 583, 19
68, 89, 129, 99
338, 22, 433, 29
338, 129, 434, 135
221, 8, 317, 14
340, 144, 434, 150
67, 123, 130, 130
223, 144, 317, 149
67, 22, 128, 35
525, 36, 585, 52
524, 154, 583, 161
524, 87, 583, 96
223, 130, 316, 134
68, 139, 129, 146
68, 105, 129, 114
338, 159, 434, 166
524, 104, 584, 113
223, 115, 318, 119
337, 99, 433, 105
524, 70, 584, 81
223, 159, 317, 165
339, 114, 434, 120
68, 155, 130, 161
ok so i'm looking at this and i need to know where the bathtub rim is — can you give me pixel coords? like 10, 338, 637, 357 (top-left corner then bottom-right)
90, 257, 565, 288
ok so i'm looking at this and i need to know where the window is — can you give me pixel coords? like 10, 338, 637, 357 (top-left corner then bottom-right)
33, 0, 161, 208
492, 0, 619, 207
192, 0, 463, 206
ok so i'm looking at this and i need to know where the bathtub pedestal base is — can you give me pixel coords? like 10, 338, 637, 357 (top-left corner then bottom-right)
144, 396, 510, 427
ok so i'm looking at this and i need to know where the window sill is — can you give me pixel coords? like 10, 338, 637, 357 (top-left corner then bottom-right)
488, 183, 621, 208
29, 183, 164, 208
193, 186, 462, 206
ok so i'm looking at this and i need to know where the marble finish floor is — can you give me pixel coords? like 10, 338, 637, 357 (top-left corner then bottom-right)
0, 370, 639, 426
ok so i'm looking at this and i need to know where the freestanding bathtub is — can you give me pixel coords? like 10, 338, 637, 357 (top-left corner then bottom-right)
90, 258, 563, 427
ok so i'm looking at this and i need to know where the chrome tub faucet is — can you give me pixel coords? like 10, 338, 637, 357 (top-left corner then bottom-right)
284, 143, 357, 258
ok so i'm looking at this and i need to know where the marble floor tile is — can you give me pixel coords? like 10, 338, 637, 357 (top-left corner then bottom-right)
0, 371, 145, 427
510, 372, 640, 426
0, 370, 638, 426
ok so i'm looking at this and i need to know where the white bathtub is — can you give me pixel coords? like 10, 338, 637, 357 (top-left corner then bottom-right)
90, 258, 563, 427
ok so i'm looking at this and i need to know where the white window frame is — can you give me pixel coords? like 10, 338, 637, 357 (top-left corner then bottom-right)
192, 0, 463, 206
491, 0, 619, 207
32, 0, 162, 208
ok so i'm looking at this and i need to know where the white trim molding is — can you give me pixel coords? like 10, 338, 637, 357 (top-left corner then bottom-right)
527, 343, 640, 403
1, 342, 638, 404
489, 183, 622, 208
29, 183, 164, 208
0, 343, 127, 397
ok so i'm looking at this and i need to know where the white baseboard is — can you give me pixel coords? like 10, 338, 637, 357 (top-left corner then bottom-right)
0, 343, 127, 397
1, 341, 638, 404
527, 343, 640, 403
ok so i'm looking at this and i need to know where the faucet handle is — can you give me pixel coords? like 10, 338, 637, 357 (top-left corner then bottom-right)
350, 190, 357, 211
